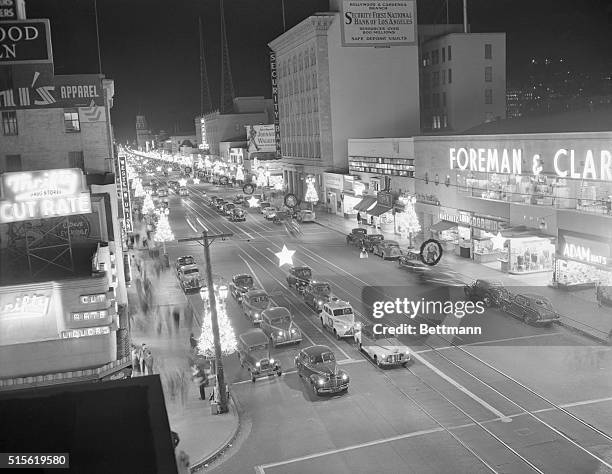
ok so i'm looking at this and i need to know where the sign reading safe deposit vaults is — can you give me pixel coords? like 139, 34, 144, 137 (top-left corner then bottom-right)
0, 19, 53, 64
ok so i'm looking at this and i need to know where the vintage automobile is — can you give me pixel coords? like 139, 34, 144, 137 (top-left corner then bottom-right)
346, 228, 368, 246
262, 206, 278, 220
157, 187, 168, 197
242, 289, 271, 325
229, 208, 246, 222
233, 195, 245, 205
230, 273, 254, 302
320, 300, 357, 339
215, 200, 228, 213
167, 180, 179, 191
464, 279, 509, 307
500, 293, 561, 326
178, 187, 189, 197
297, 209, 316, 223
295, 345, 349, 395
354, 324, 411, 368
204, 194, 215, 205
286, 265, 313, 293
237, 328, 282, 382
258, 202, 272, 213
302, 281, 334, 312
260, 307, 302, 347
372, 240, 402, 260
361, 234, 385, 252
398, 249, 430, 275
175, 255, 196, 273
177, 264, 202, 294
223, 203, 236, 216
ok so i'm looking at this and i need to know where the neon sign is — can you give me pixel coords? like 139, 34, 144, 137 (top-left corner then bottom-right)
61, 326, 110, 339
0, 294, 50, 320
563, 243, 608, 265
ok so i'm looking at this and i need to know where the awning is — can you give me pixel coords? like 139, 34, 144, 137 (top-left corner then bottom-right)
353, 196, 377, 212
366, 203, 392, 217
430, 220, 457, 232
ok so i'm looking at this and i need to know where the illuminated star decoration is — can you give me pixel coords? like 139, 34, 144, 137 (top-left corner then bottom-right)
178, 178, 187, 187
193, 178, 200, 184
248, 196, 260, 208
275, 245, 295, 267
491, 232, 507, 250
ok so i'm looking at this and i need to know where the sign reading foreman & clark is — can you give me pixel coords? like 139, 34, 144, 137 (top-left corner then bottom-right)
0, 19, 52, 64
0, 169, 92, 224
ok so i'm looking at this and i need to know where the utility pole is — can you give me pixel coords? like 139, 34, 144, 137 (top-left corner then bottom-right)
178, 229, 232, 413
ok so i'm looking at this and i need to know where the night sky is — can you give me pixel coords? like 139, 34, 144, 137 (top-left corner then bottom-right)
24, 0, 612, 142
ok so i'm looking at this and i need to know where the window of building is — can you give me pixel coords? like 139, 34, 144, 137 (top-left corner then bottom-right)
432, 50, 439, 64
442, 92, 446, 107
433, 93, 440, 108
448, 45, 452, 61
432, 115, 441, 129
442, 114, 448, 128
448, 68, 452, 83
485, 88, 493, 104
485, 112, 494, 122
64, 109, 80, 132
432, 71, 439, 86
485, 43, 492, 59
442, 47, 446, 62
485, 66, 492, 82
69, 151, 85, 170
2, 110, 18, 135
5, 154, 22, 172
423, 93, 431, 109
422, 52, 429, 67
442, 69, 446, 84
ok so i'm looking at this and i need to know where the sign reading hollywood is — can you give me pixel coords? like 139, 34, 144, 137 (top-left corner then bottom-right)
246, 125, 276, 153
341, 0, 416, 47
0, 169, 92, 224
0, 19, 52, 64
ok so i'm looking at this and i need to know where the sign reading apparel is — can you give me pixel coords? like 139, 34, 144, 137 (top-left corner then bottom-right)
0, 168, 92, 224
0, 19, 52, 64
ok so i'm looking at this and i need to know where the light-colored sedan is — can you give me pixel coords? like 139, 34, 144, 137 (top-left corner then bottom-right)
354, 324, 411, 368
297, 210, 316, 223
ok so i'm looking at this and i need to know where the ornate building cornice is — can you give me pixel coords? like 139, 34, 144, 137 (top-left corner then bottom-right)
269, 14, 336, 54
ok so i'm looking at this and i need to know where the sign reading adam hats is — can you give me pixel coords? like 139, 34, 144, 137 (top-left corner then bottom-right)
0, 168, 92, 224
341, 0, 416, 47
0, 19, 52, 64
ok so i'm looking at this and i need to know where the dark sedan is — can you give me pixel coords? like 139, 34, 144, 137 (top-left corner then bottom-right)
295, 345, 349, 396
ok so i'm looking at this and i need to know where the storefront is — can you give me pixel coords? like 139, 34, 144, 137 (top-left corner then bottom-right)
555, 230, 612, 290
471, 214, 510, 263
430, 207, 472, 256
497, 227, 556, 275
342, 176, 367, 219
323, 173, 344, 215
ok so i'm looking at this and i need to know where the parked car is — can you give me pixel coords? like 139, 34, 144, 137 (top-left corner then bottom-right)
346, 228, 368, 246
230, 273, 254, 302
168, 180, 179, 191
204, 194, 215, 205
258, 202, 272, 213
177, 264, 202, 294
499, 293, 561, 326
223, 203, 236, 216
303, 281, 334, 312
354, 324, 411, 368
262, 206, 278, 220
242, 289, 271, 325
464, 279, 509, 307
215, 200, 228, 212
295, 345, 349, 396
260, 307, 302, 347
176, 255, 196, 273
372, 240, 402, 260
157, 187, 168, 197
398, 250, 430, 275
361, 234, 385, 252
320, 300, 357, 339
229, 208, 246, 222
297, 209, 315, 223
178, 187, 189, 197
237, 328, 282, 383
286, 265, 312, 293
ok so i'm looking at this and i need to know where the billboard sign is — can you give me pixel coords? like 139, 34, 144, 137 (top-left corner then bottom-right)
341, 0, 416, 47
118, 155, 133, 233
246, 125, 276, 153
0, 168, 92, 224
0, 19, 52, 64
269, 50, 281, 156
0, 73, 105, 110
0, 0, 18, 19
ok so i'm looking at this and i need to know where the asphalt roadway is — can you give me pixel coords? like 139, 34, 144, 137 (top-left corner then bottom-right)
150, 177, 612, 474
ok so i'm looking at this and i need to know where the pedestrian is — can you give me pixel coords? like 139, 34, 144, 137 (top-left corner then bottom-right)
189, 332, 198, 351
185, 305, 194, 328
131, 345, 140, 375
155, 261, 161, 279
173, 308, 181, 331
596, 282, 603, 308
138, 343, 147, 373
144, 349, 154, 375
357, 212, 361, 225
135, 233, 141, 246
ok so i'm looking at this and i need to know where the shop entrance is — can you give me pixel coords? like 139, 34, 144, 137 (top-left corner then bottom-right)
329, 193, 337, 215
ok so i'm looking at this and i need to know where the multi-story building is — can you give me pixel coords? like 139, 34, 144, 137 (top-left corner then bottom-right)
420, 31, 506, 133
269, 7, 421, 202
506, 88, 521, 119
135, 114, 153, 151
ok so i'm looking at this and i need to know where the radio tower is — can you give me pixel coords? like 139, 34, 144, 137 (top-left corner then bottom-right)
219, 0, 235, 113
199, 17, 213, 115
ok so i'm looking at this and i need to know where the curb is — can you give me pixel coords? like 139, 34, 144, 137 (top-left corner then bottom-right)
189, 393, 242, 472
313, 220, 346, 236
555, 319, 609, 345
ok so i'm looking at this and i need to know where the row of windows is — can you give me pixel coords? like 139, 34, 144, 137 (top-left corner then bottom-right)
281, 118, 320, 138
423, 43, 493, 67
350, 156, 414, 166
348, 165, 414, 177
424, 69, 453, 89
278, 71, 318, 97
279, 46, 317, 79
424, 88, 493, 109
280, 94, 319, 117
2, 151, 84, 172
280, 137, 321, 159
2, 109, 82, 136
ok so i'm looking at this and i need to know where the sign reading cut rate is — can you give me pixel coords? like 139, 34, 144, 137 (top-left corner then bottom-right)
0, 168, 92, 223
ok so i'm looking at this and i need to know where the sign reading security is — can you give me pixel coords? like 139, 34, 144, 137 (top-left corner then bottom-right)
0, 169, 92, 224
0, 19, 52, 64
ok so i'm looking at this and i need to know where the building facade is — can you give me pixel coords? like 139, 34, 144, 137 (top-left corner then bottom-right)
135, 115, 153, 151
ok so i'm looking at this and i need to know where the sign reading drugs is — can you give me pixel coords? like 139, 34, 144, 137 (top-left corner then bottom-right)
0, 169, 92, 223
341, 0, 416, 47
0, 19, 52, 64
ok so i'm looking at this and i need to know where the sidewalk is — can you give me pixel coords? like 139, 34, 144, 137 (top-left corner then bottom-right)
127, 220, 239, 472
314, 210, 612, 343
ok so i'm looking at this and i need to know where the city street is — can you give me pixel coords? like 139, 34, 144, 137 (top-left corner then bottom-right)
151, 178, 612, 474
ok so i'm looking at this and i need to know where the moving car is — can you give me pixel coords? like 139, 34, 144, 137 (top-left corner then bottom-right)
177, 264, 202, 294
354, 324, 411, 368
229, 208, 246, 222
262, 206, 278, 220
297, 209, 315, 223
499, 293, 561, 326
223, 203, 236, 216
215, 200, 228, 213
372, 240, 402, 260
230, 273, 254, 302
320, 300, 357, 339
303, 281, 334, 312
242, 289, 271, 325
361, 234, 385, 252
157, 187, 168, 197
260, 307, 302, 347
237, 328, 282, 383
178, 187, 189, 197
168, 180, 179, 191
295, 345, 349, 395
398, 249, 430, 274
346, 228, 367, 246
286, 265, 312, 293
176, 255, 196, 273
233, 195, 245, 205
259, 202, 272, 213
464, 279, 508, 307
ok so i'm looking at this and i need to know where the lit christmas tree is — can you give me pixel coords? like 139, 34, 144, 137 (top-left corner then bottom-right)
197, 300, 237, 358
398, 196, 421, 248
304, 175, 318, 209
133, 178, 145, 198
153, 212, 175, 254
255, 167, 267, 188
235, 165, 244, 182
142, 193, 155, 215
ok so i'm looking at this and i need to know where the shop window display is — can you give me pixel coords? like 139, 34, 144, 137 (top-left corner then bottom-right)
507, 238, 555, 274
556, 259, 612, 289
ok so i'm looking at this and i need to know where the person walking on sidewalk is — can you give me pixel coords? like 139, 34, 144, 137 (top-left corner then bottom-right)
131, 346, 140, 375
143, 349, 154, 375
189, 333, 198, 351
172, 308, 181, 331
138, 343, 147, 374
357, 212, 361, 225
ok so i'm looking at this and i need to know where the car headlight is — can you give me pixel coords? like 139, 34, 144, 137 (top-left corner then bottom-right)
343, 325, 348, 329
278, 331, 283, 336
318, 300, 323, 305
254, 313, 259, 318
341, 373, 348, 381
318, 378, 325, 386
269, 358, 275, 364
291, 329, 296, 334
256, 362, 260, 367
